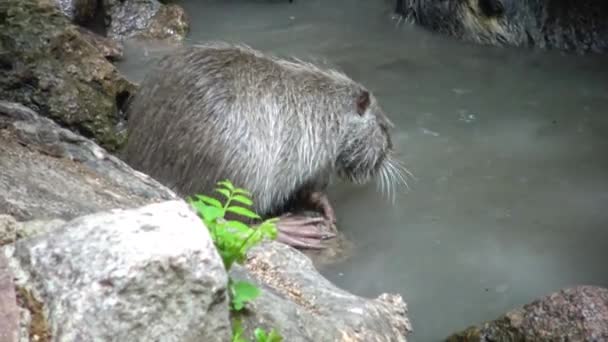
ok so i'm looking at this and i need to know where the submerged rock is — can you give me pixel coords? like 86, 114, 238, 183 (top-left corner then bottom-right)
231, 242, 413, 341
103, 0, 189, 41
4, 200, 232, 342
0, 101, 177, 222
447, 285, 608, 342
393, 0, 608, 54
0, 0, 137, 152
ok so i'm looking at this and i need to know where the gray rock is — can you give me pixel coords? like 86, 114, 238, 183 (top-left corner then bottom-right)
0, 101, 178, 222
0, 215, 67, 246
447, 285, 608, 342
54, 0, 97, 23
4, 200, 232, 342
231, 242, 413, 341
103, 0, 189, 41
0, 252, 19, 342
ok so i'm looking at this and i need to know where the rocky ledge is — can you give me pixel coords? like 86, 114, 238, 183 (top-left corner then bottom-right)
0, 101, 412, 341
447, 286, 608, 342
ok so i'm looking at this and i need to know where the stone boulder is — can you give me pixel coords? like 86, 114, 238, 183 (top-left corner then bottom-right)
447, 286, 608, 341
103, 0, 189, 41
232, 242, 412, 341
0, 101, 177, 221
4, 200, 232, 342
393, 0, 608, 54
0, 0, 137, 152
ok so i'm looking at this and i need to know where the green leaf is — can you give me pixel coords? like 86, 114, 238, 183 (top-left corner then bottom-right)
231, 280, 261, 311
195, 195, 223, 208
218, 180, 235, 191
199, 205, 225, 223
254, 328, 268, 341
266, 329, 283, 342
225, 220, 253, 233
231, 194, 253, 206
233, 187, 252, 196
227, 206, 261, 219
215, 188, 231, 200
231, 318, 247, 342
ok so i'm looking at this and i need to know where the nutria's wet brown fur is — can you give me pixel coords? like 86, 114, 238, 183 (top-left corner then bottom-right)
395, 0, 608, 54
123, 42, 407, 248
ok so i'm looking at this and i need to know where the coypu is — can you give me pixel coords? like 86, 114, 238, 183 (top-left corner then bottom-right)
394, 0, 608, 54
123, 42, 408, 249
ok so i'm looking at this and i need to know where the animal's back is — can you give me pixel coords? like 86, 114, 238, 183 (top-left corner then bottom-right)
123, 43, 347, 215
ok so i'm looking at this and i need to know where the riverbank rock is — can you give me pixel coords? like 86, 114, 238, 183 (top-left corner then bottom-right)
0, 0, 137, 152
393, 0, 608, 54
103, 0, 189, 41
4, 200, 232, 342
76, 26, 125, 61
0, 101, 177, 222
447, 286, 608, 342
231, 242, 413, 341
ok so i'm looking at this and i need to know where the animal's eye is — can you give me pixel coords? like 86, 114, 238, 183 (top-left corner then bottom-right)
356, 90, 370, 116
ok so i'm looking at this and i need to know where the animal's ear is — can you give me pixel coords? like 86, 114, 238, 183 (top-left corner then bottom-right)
356, 90, 370, 116
479, 0, 504, 17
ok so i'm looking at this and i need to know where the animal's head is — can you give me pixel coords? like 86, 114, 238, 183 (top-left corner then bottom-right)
398, 0, 533, 48
335, 88, 409, 197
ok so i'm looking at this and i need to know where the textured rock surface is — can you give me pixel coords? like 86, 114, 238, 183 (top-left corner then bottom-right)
393, 0, 608, 54
0, 252, 19, 342
53, 0, 97, 23
4, 200, 231, 342
0, 0, 136, 151
76, 26, 124, 61
0, 101, 177, 222
447, 286, 608, 342
104, 0, 189, 41
231, 242, 413, 342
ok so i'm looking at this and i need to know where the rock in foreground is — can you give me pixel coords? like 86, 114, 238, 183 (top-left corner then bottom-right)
4, 200, 231, 342
447, 286, 608, 342
232, 242, 413, 341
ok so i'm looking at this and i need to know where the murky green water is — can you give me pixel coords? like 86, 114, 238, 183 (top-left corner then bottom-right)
116, 1, 608, 340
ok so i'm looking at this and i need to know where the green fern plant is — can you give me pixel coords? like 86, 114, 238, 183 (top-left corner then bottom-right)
188, 180, 283, 342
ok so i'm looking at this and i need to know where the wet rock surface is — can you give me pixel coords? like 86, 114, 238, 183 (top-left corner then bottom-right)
393, 0, 608, 54
104, 0, 189, 41
0, 101, 177, 221
0, 0, 137, 152
447, 286, 608, 342
231, 242, 412, 342
4, 200, 232, 342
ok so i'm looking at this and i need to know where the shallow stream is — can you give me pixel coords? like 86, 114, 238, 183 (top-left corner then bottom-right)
116, 1, 608, 340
